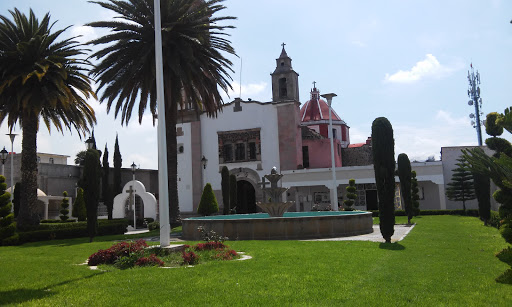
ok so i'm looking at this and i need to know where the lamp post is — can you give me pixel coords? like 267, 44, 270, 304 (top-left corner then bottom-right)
201, 155, 208, 189
0, 147, 8, 176
7, 133, 16, 203
131, 162, 137, 229
321, 93, 338, 211
85, 136, 94, 150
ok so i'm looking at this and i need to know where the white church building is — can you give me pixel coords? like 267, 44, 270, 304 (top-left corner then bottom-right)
174, 46, 469, 215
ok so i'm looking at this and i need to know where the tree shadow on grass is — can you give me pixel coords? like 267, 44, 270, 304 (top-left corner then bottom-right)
378, 242, 405, 250
0, 271, 104, 305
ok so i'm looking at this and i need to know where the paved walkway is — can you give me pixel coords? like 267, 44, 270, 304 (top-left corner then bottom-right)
306, 224, 415, 243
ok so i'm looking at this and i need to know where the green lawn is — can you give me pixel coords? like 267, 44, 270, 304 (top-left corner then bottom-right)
1, 216, 510, 306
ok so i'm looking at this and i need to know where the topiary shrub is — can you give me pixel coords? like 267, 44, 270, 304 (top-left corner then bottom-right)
0, 175, 18, 245
397, 153, 413, 224
500, 220, 512, 245
372, 117, 396, 243
72, 188, 87, 221
197, 183, 219, 216
12, 182, 20, 218
343, 179, 357, 211
411, 171, 420, 216
60, 191, 70, 221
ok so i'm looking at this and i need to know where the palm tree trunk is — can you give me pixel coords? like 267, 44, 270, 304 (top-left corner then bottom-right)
17, 113, 40, 229
164, 78, 181, 227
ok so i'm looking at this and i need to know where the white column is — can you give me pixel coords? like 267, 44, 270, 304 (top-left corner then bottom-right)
154, 0, 170, 247
44, 200, 49, 220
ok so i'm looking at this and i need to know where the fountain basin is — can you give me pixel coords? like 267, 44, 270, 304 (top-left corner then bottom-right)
182, 211, 373, 240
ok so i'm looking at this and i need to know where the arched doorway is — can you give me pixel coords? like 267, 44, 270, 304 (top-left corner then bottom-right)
237, 180, 256, 214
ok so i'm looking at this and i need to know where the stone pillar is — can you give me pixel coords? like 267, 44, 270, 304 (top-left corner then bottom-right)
43, 199, 49, 220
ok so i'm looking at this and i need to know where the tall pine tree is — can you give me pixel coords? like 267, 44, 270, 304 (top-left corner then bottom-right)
446, 157, 476, 212
113, 134, 122, 196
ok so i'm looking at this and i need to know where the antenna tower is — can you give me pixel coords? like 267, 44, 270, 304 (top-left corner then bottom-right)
467, 64, 484, 146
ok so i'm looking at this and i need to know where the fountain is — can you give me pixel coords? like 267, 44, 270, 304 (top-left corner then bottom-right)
182, 168, 373, 240
256, 167, 294, 217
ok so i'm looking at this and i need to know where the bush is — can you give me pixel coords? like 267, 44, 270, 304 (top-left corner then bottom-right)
148, 221, 160, 231
500, 220, 512, 245
197, 183, 219, 216
12, 219, 129, 245
60, 191, 70, 221
135, 254, 164, 267
182, 251, 199, 265
214, 249, 238, 260
496, 247, 512, 266
88, 239, 148, 266
72, 188, 87, 221
197, 226, 227, 242
194, 241, 226, 251
489, 211, 502, 229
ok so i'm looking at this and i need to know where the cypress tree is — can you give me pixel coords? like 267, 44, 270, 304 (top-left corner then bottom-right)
102, 144, 114, 219
221, 166, 230, 214
83, 149, 101, 242
446, 157, 476, 212
229, 174, 238, 214
411, 171, 420, 216
0, 175, 18, 245
397, 153, 413, 224
343, 179, 357, 211
371, 117, 396, 243
473, 171, 490, 225
59, 191, 70, 222
12, 182, 20, 218
197, 183, 219, 216
113, 134, 122, 196
72, 188, 87, 221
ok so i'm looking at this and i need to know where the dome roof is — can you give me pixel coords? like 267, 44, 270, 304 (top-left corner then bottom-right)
300, 86, 345, 124
6, 186, 47, 196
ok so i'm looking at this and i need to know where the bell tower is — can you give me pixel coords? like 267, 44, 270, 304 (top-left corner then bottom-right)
271, 43, 299, 102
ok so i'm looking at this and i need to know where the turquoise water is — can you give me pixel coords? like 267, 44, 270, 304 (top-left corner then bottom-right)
186, 211, 368, 220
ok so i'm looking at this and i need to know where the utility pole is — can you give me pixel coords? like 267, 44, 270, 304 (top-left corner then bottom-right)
467, 63, 483, 146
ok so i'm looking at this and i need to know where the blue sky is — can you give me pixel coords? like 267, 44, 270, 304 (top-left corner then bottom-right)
1, 0, 511, 169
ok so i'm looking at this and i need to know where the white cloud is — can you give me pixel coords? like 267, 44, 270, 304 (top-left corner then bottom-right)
70, 25, 98, 44
384, 54, 453, 84
223, 81, 268, 102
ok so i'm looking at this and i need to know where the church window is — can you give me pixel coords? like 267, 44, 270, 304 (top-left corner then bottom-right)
332, 128, 337, 140
218, 129, 261, 164
235, 143, 245, 161
279, 78, 287, 98
302, 146, 310, 168
223, 144, 233, 162
249, 142, 257, 160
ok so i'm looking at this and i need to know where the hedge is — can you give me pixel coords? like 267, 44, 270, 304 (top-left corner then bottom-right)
369, 209, 480, 217
15, 219, 129, 245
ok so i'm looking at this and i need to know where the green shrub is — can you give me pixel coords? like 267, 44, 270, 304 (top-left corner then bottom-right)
485, 112, 504, 137
496, 247, 512, 266
343, 179, 357, 210
221, 166, 230, 214
489, 211, 502, 229
197, 183, 219, 216
148, 221, 160, 231
372, 117, 396, 243
0, 175, 17, 245
72, 188, 87, 221
499, 220, 512, 245
229, 174, 237, 213
60, 191, 70, 221
397, 153, 412, 224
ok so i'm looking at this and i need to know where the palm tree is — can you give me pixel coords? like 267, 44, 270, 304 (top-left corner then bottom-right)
88, 0, 236, 226
0, 9, 96, 228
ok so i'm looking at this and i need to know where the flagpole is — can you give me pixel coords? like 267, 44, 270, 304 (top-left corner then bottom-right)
154, 0, 170, 247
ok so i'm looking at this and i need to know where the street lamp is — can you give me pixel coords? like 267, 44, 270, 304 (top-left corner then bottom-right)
131, 162, 137, 229
321, 93, 338, 211
0, 147, 8, 176
7, 133, 16, 203
85, 136, 94, 150
201, 155, 208, 169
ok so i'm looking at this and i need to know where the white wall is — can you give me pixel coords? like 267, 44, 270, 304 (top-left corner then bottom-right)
200, 101, 281, 191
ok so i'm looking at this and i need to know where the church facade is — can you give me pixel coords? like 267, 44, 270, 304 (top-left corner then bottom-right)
175, 46, 467, 215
